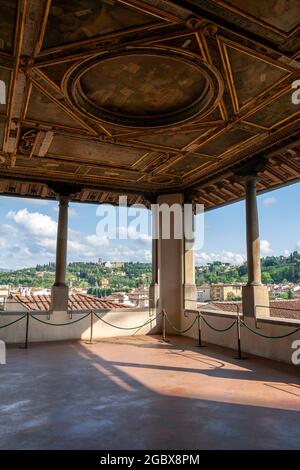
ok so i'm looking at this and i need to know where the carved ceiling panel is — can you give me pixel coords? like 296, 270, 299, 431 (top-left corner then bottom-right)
196, 127, 257, 157
26, 87, 88, 131
42, 0, 157, 50
48, 134, 146, 166
133, 129, 206, 148
246, 90, 300, 128
0, 0, 299, 208
224, 0, 300, 33
0, 0, 17, 52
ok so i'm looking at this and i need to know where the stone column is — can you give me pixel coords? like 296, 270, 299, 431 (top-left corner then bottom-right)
157, 193, 184, 330
242, 177, 269, 317
245, 177, 261, 286
51, 196, 69, 312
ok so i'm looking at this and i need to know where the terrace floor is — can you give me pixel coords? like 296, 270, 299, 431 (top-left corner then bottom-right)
1, 335, 300, 450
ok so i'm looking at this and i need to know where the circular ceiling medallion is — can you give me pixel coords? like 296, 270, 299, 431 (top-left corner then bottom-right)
64, 47, 223, 128
147, 175, 179, 185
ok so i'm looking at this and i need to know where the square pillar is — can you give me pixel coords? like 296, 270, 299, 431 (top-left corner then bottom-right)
242, 284, 270, 318
156, 194, 184, 330
51, 284, 69, 312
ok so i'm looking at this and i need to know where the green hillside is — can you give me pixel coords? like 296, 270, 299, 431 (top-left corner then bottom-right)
0, 252, 299, 294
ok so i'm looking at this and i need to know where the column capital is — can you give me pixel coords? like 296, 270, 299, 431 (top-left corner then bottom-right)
234, 159, 267, 183
57, 195, 69, 206
144, 193, 157, 205
48, 182, 82, 199
157, 193, 184, 205
244, 175, 259, 188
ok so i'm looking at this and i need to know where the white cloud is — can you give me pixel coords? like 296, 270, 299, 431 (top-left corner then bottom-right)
85, 234, 109, 249
116, 226, 152, 243
104, 246, 151, 263
1, 208, 114, 268
284, 249, 291, 256
262, 196, 276, 208
260, 239, 272, 255
0, 223, 18, 237
37, 237, 56, 251
196, 250, 245, 265
7, 208, 57, 238
0, 236, 7, 249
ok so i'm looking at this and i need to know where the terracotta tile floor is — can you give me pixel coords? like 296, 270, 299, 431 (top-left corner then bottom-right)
1, 335, 300, 449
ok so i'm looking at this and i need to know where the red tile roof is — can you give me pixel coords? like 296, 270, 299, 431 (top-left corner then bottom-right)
265, 299, 300, 319
10, 293, 127, 311
205, 300, 300, 319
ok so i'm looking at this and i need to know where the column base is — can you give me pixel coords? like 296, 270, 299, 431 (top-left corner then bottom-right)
242, 284, 269, 318
51, 284, 69, 312
183, 284, 197, 310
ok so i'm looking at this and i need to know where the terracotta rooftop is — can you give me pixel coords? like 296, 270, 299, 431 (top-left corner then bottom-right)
205, 300, 300, 319
264, 300, 300, 320
9, 293, 127, 311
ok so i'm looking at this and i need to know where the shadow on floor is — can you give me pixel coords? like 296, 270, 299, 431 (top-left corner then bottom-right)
1, 336, 300, 450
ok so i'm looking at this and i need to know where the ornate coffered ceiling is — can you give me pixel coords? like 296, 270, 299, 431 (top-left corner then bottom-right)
0, 0, 299, 208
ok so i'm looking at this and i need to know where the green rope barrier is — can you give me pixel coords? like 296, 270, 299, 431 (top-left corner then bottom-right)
30, 312, 90, 326
165, 314, 198, 334
202, 316, 236, 332
0, 314, 27, 329
94, 311, 162, 330
241, 320, 300, 339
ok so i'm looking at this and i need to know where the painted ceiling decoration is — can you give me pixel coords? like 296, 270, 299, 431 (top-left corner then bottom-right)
0, 0, 299, 209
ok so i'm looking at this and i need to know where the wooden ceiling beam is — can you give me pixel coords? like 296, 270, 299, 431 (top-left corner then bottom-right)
170, 0, 299, 57
4, 0, 49, 155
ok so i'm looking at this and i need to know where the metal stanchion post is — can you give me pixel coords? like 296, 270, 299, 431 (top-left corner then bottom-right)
236, 315, 242, 359
20, 312, 30, 349
198, 313, 205, 348
235, 309, 247, 360
25, 312, 29, 349
162, 310, 166, 342
161, 309, 170, 343
85, 311, 96, 345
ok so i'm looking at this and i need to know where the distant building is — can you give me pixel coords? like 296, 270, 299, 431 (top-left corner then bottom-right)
294, 286, 300, 299
0, 284, 10, 297
98, 260, 124, 269
211, 283, 243, 301
31, 288, 51, 296
101, 278, 110, 287
0, 285, 10, 310
268, 283, 298, 298
110, 262, 124, 269
106, 293, 135, 307
128, 287, 149, 308
197, 285, 211, 302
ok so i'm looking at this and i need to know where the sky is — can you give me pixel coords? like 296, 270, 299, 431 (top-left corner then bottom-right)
0, 182, 299, 270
